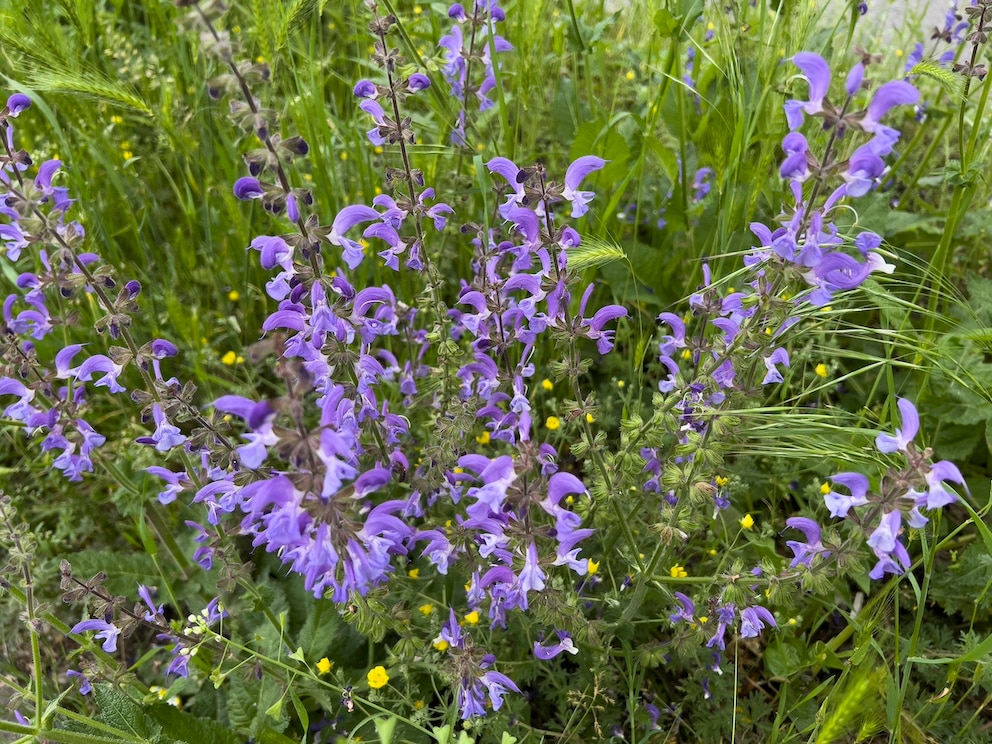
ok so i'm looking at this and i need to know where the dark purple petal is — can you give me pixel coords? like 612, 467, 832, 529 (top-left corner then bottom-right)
233, 177, 264, 200
407, 73, 431, 92
353, 79, 377, 98
5, 93, 31, 117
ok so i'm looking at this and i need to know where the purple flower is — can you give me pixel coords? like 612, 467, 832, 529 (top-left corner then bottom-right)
66, 669, 92, 695
784, 517, 830, 567
761, 347, 790, 384
233, 177, 264, 200
479, 670, 520, 711
824, 472, 870, 518
875, 397, 918, 453
562, 156, 606, 218
533, 630, 579, 660
407, 73, 431, 92
5, 93, 31, 117
518, 541, 546, 593
784, 52, 831, 129
669, 591, 695, 624
922, 460, 965, 509
328, 204, 380, 269
866, 509, 901, 553
739, 605, 776, 638
71, 618, 121, 653
353, 79, 377, 98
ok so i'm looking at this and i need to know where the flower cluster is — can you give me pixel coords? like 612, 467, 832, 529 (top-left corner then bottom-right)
439, 1, 511, 145
817, 397, 966, 578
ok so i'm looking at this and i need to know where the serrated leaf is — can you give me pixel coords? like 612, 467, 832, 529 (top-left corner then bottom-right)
146, 703, 242, 744
93, 684, 164, 742
69, 549, 160, 598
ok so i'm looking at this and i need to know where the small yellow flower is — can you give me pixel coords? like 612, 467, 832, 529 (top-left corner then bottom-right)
670, 564, 688, 578
418, 603, 434, 616
764, 327, 772, 335
464, 611, 480, 625
707, 21, 715, 31
228, 290, 240, 301
110, 115, 123, 125
788, 617, 798, 625
815, 363, 828, 378
681, 348, 692, 360
715, 475, 729, 487
476, 430, 490, 445
367, 665, 389, 689
545, 416, 561, 431
316, 657, 333, 675
221, 350, 238, 365
895, 48, 903, 58
617, 380, 625, 388
413, 5, 423, 13
339, 151, 348, 161
587, 559, 600, 575
541, 378, 554, 391
433, 638, 450, 652
408, 568, 420, 579
740, 513, 755, 530
565, 495, 574, 505
585, 413, 595, 424
453, 466, 464, 474
709, 548, 717, 556
414, 700, 425, 710
820, 482, 831, 495
698, 615, 709, 624
374, 146, 384, 154
122, 151, 133, 161
625, 70, 635, 81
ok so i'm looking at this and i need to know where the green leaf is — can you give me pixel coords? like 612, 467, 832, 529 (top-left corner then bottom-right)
70, 549, 160, 597
146, 703, 242, 744
764, 638, 806, 679
653, 9, 678, 36
93, 684, 165, 743
374, 716, 398, 744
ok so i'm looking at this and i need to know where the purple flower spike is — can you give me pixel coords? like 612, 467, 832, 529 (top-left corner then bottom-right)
875, 397, 919, 454
669, 591, 695, 624
233, 177, 264, 200
5, 93, 31, 117
562, 156, 606, 218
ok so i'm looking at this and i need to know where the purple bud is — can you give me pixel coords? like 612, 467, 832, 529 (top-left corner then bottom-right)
353, 80, 378, 99
125, 280, 142, 298
5, 93, 31, 117
408, 73, 431, 92
233, 177, 264, 200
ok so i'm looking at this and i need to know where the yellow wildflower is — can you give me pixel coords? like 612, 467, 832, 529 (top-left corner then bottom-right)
418, 603, 434, 617
408, 568, 420, 579
670, 564, 688, 578
541, 378, 554, 391
464, 611, 480, 625
586, 413, 595, 424
316, 657, 333, 675
587, 559, 600, 575
476, 430, 490, 445
740, 513, 755, 530
367, 665, 389, 689
545, 416, 561, 431
228, 290, 240, 301
433, 638, 450, 652
815, 363, 828, 378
